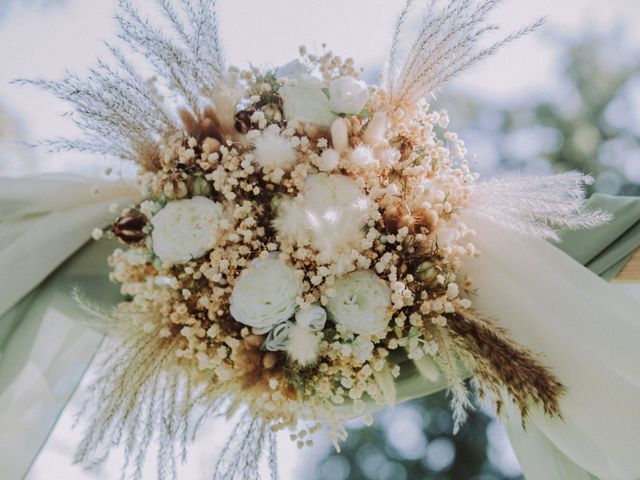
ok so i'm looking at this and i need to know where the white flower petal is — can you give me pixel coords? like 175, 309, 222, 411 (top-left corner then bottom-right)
280, 74, 336, 126
329, 76, 369, 115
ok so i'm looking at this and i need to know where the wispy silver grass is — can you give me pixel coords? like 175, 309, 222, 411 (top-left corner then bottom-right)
469, 172, 612, 240
384, 0, 544, 109
13, 0, 225, 166
72, 291, 276, 480
212, 411, 279, 480
431, 330, 474, 434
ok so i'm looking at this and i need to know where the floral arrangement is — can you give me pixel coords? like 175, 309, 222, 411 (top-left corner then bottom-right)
18, 1, 610, 478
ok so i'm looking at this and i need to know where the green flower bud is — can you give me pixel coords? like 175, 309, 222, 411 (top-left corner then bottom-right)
191, 176, 212, 197
415, 260, 438, 283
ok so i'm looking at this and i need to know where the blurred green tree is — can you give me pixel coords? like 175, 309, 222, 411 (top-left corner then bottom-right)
445, 32, 640, 195
0, 0, 65, 20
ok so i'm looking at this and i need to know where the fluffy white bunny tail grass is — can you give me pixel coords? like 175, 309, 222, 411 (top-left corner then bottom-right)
468, 172, 612, 241
212, 410, 279, 480
385, 0, 544, 112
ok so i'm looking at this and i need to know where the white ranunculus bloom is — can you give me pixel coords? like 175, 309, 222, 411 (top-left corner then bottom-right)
280, 74, 336, 127
230, 255, 303, 333
327, 270, 391, 336
264, 321, 292, 352
151, 196, 225, 264
329, 76, 369, 115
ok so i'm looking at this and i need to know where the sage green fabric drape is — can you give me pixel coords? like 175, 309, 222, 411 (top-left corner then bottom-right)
0, 175, 136, 480
556, 193, 640, 281
0, 177, 638, 479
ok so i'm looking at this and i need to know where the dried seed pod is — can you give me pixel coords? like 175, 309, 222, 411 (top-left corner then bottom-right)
161, 172, 189, 199
263, 352, 278, 369
244, 334, 265, 348
112, 211, 148, 244
234, 109, 254, 134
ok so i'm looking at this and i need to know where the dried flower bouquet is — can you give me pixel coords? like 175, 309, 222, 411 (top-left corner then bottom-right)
17, 1, 610, 478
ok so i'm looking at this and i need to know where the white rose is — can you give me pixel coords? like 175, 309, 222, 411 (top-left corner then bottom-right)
327, 270, 391, 336
230, 255, 303, 333
280, 74, 336, 127
329, 76, 369, 115
151, 196, 225, 264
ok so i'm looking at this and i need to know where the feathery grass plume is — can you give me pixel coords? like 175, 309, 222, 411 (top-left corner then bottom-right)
212, 411, 279, 480
72, 292, 278, 480
445, 310, 566, 424
385, 0, 544, 110
382, 0, 415, 96
430, 329, 474, 433
468, 172, 612, 240
12, 0, 225, 166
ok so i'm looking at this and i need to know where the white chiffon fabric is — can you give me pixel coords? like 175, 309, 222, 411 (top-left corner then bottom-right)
464, 214, 640, 480
0, 175, 137, 479
0, 176, 638, 479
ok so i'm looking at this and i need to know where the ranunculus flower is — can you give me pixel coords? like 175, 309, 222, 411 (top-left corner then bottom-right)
150, 196, 225, 264
230, 255, 303, 333
329, 76, 369, 115
327, 270, 391, 336
280, 74, 336, 127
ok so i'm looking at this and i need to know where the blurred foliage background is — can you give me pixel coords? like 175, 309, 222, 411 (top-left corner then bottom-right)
306, 32, 640, 480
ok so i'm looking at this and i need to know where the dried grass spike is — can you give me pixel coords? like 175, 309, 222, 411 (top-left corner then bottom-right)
446, 309, 566, 423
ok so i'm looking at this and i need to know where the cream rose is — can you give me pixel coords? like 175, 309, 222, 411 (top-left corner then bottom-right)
327, 270, 391, 336
230, 255, 303, 333
280, 74, 336, 127
329, 76, 369, 115
151, 196, 225, 264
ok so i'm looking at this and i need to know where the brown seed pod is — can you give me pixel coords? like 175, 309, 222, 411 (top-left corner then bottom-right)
161, 172, 189, 199
234, 109, 254, 134
112, 211, 148, 245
